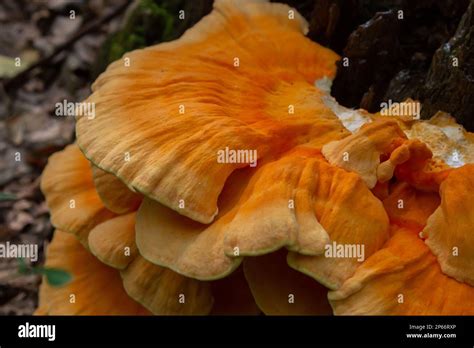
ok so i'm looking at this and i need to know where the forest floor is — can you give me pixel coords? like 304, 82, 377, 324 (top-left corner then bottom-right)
0, 0, 129, 315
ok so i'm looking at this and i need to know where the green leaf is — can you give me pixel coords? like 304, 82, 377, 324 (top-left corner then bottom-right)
43, 268, 72, 287
17, 258, 29, 274
0, 192, 16, 201
17, 260, 71, 287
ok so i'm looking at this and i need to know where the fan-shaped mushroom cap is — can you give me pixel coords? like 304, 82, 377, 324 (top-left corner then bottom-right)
243, 249, 332, 315
328, 228, 474, 315
422, 164, 474, 286
120, 255, 213, 315
285, 153, 389, 290
221, 148, 334, 257
134, 168, 250, 281
41, 144, 115, 245
136, 147, 388, 281
86, 208, 259, 315
91, 166, 142, 214
76, 0, 341, 224
36, 230, 150, 315
88, 212, 138, 270
41, 144, 215, 315
134, 149, 327, 280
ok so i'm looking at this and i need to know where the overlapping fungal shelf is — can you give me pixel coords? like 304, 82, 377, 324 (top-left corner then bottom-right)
37, 0, 474, 316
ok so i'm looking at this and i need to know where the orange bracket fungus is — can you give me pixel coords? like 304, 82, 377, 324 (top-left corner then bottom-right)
37, 0, 474, 316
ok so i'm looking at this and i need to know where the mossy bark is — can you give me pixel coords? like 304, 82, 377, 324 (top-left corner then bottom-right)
94, 0, 212, 77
